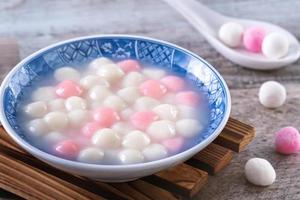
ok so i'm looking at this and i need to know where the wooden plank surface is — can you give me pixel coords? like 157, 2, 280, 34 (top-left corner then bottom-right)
0, 0, 300, 199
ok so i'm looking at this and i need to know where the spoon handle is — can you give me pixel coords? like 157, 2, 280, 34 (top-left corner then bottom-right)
162, 0, 226, 36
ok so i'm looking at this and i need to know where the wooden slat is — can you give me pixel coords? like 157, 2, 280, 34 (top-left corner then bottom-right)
214, 118, 255, 152
129, 180, 182, 200
0, 142, 131, 200
187, 143, 233, 174
144, 163, 208, 198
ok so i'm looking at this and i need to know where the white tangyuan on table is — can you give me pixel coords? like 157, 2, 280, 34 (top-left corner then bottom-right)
88, 86, 112, 101
89, 57, 113, 71
103, 95, 126, 111
80, 75, 110, 90
153, 104, 178, 120
67, 110, 89, 127
54, 67, 80, 81
32, 87, 56, 101
147, 120, 176, 141
27, 119, 49, 137
117, 87, 141, 104
142, 68, 166, 79
96, 64, 125, 83
65, 96, 87, 111
77, 147, 104, 164
44, 111, 69, 131
122, 130, 151, 149
134, 96, 160, 111
48, 99, 65, 111
92, 128, 121, 149
119, 149, 144, 164
258, 81, 286, 108
24, 101, 48, 118
142, 144, 167, 161
176, 119, 202, 137
244, 158, 276, 186
121, 72, 145, 87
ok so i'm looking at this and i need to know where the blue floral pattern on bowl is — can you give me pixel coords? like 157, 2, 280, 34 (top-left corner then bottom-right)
2, 35, 229, 146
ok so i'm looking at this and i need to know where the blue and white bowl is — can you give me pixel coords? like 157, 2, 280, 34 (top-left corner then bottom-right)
0, 35, 231, 182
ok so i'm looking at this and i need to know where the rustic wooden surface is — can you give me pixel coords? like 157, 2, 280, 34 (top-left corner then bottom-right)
0, 0, 300, 199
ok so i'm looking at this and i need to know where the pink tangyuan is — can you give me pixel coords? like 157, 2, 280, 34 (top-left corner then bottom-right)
93, 107, 120, 127
55, 80, 83, 98
243, 26, 266, 53
82, 122, 103, 138
139, 80, 167, 99
54, 140, 79, 159
176, 91, 200, 106
275, 126, 300, 155
130, 111, 159, 130
162, 137, 184, 153
117, 59, 141, 73
161, 76, 185, 92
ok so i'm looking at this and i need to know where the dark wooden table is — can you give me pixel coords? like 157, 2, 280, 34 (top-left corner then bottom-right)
1, 0, 300, 199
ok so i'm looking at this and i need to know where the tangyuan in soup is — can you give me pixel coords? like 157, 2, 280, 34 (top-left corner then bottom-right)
18, 57, 209, 165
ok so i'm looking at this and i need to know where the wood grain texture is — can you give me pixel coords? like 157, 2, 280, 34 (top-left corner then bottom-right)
187, 143, 233, 174
214, 118, 255, 152
144, 164, 208, 198
0, 0, 300, 199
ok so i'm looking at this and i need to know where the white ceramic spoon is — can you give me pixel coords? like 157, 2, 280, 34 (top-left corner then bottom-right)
163, 0, 300, 70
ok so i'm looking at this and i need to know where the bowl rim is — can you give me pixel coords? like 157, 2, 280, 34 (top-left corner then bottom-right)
0, 34, 231, 171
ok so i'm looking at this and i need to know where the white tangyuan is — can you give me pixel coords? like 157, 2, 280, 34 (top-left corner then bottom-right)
122, 130, 151, 149
117, 87, 140, 104
218, 22, 244, 48
92, 128, 121, 149
54, 67, 80, 81
96, 64, 125, 83
119, 149, 144, 164
245, 158, 276, 186
65, 96, 87, 111
48, 99, 65, 111
262, 33, 289, 59
89, 57, 113, 71
27, 119, 49, 137
147, 120, 176, 141
24, 101, 48, 118
121, 72, 145, 87
79, 75, 110, 90
103, 95, 126, 111
134, 97, 160, 111
176, 119, 202, 137
142, 144, 167, 161
142, 68, 166, 79
153, 104, 178, 120
177, 105, 197, 119
43, 131, 65, 144
44, 111, 68, 131
77, 147, 104, 164
32, 87, 56, 101
88, 86, 112, 101
258, 81, 286, 109
120, 108, 135, 120
68, 110, 89, 127
112, 122, 133, 136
